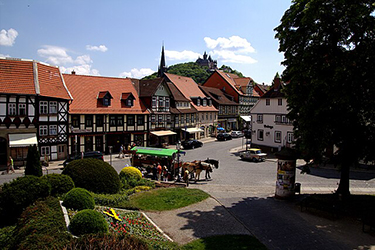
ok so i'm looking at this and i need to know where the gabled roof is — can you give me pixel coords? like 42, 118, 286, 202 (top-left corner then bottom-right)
0, 58, 71, 100
261, 77, 285, 98
199, 86, 238, 106
214, 70, 243, 96
97, 91, 112, 99
166, 82, 190, 102
138, 78, 165, 97
63, 74, 148, 114
121, 93, 135, 100
164, 73, 217, 112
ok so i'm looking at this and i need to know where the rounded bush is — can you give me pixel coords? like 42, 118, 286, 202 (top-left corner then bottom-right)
62, 188, 95, 211
69, 209, 108, 236
119, 166, 142, 181
0, 176, 51, 226
41, 174, 75, 196
62, 158, 120, 194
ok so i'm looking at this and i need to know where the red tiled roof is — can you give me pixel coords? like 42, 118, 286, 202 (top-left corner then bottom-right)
0, 58, 71, 100
121, 93, 134, 100
63, 74, 149, 114
165, 73, 217, 112
215, 70, 243, 96
97, 91, 111, 99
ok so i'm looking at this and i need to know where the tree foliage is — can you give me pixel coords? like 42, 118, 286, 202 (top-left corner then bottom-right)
219, 65, 245, 78
275, 0, 375, 195
25, 144, 42, 177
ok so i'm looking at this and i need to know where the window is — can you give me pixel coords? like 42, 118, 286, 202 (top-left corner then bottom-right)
175, 115, 179, 124
151, 115, 156, 123
116, 115, 123, 126
85, 115, 93, 127
127, 115, 135, 126
72, 115, 79, 127
41, 146, 50, 156
18, 104, 26, 115
40, 125, 48, 136
8, 103, 16, 116
152, 97, 157, 108
278, 99, 282, 106
203, 99, 207, 106
166, 115, 171, 123
40, 101, 48, 114
266, 99, 270, 106
206, 113, 208, 120
109, 115, 116, 126
257, 114, 263, 123
49, 125, 57, 135
126, 99, 133, 106
49, 101, 57, 113
166, 98, 170, 108
275, 131, 281, 143
96, 115, 103, 127
197, 99, 201, 106
275, 115, 282, 123
287, 132, 294, 143
158, 115, 163, 123
201, 114, 204, 121
137, 115, 144, 126
158, 97, 164, 107
186, 114, 190, 123
209, 99, 212, 106
257, 129, 264, 141
282, 115, 289, 124
103, 97, 110, 106
191, 114, 194, 123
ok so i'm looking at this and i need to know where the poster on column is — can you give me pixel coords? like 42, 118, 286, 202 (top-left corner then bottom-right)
275, 159, 296, 198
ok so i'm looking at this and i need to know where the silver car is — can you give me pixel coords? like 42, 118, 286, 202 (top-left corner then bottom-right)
230, 131, 244, 138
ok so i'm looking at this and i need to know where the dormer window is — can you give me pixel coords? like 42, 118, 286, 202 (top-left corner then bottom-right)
121, 93, 135, 107
203, 99, 207, 106
197, 98, 201, 106
97, 91, 113, 107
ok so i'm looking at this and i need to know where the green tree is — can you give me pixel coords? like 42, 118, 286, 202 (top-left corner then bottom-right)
25, 144, 42, 177
219, 65, 245, 78
275, 0, 375, 195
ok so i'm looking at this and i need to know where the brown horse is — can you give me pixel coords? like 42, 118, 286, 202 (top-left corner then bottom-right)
193, 161, 213, 181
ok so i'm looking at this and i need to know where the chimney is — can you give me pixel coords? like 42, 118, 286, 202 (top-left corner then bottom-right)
71, 70, 76, 75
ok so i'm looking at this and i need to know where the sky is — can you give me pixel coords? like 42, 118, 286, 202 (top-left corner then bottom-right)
0, 0, 292, 85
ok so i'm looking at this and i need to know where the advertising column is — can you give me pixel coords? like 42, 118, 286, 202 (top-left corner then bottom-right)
275, 148, 297, 199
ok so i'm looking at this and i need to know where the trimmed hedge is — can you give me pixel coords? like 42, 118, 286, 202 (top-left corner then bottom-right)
63, 188, 95, 211
64, 233, 149, 250
0, 175, 51, 226
62, 158, 120, 194
90, 192, 129, 207
119, 166, 142, 181
9, 196, 71, 250
41, 174, 75, 196
69, 209, 108, 236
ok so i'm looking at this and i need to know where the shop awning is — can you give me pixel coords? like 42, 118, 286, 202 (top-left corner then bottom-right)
8, 133, 38, 147
182, 128, 204, 133
131, 146, 185, 157
151, 130, 176, 137
240, 116, 251, 122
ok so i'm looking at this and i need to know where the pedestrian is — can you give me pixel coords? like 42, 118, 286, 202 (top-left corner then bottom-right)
163, 166, 168, 181
118, 144, 124, 158
152, 164, 157, 180
157, 163, 162, 181
7, 156, 15, 174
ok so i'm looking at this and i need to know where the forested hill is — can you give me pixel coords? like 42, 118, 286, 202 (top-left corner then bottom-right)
142, 62, 244, 84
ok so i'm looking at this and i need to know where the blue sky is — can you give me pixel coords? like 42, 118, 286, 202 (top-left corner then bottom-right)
0, 0, 291, 84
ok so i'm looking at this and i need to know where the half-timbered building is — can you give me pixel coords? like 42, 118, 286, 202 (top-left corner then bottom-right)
0, 58, 71, 168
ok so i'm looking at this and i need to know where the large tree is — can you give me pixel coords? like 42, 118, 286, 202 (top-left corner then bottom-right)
275, 0, 375, 195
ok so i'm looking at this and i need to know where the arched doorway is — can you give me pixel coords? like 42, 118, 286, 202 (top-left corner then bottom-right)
0, 137, 7, 169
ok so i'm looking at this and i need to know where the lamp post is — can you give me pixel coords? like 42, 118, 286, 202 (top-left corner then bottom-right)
176, 140, 181, 181
108, 146, 113, 166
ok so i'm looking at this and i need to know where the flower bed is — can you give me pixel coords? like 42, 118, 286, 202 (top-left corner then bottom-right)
96, 207, 168, 242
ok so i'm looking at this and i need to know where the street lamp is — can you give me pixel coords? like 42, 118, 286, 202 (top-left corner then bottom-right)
108, 146, 113, 166
176, 140, 181, 181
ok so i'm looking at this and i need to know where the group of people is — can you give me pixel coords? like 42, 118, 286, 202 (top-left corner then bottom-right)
152, 163, 169, 181
118, 143, 136, 158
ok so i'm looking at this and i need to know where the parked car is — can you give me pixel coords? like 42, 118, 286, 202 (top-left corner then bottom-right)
231, 131, 244, 138
217, 132, 232, 141
239, 148, 267, 162
63, 151, 104, 167
181, 139, 203, 149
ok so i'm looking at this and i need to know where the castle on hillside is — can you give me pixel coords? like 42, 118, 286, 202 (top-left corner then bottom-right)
196, 52, 217, 71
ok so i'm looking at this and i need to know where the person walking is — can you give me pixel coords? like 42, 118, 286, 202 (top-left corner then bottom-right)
118, 145, 124, 158
157, 163, 162, 181
7, 156, 15, 174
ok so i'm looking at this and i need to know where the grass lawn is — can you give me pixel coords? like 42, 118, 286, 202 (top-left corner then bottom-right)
129, 188, 210, 211
181, 235, 268, 250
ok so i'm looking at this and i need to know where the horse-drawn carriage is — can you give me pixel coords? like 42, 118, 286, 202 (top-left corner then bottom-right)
130, 146, 219, 184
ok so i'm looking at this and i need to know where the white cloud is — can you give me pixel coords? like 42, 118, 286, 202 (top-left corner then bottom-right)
86, 45, 108, 52
0, 28, 18, 46
165, 50, 201, 61
0, 53, 11, 58
204, 36, 257, 64
38, 45, 99, 75
120, 68, 155, 79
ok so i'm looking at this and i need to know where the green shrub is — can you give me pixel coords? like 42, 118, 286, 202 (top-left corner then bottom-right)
41, 173, 75, 196
0, 225, 15, 249
9, 197, 71, 250
63, 188, 95, 211
90, 192, 129, 207
64, 233, 149, 250
119, 166, 142, 181
25, 144, 42, 177
0, 175, 51, 226
62, 158, 120, 194
69, 209, 108, 236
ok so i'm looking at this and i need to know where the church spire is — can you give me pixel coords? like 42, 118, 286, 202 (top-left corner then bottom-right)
158, 45, 167, 77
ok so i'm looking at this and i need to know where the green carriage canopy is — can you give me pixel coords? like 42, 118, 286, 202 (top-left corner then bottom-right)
131, 146, 185, 158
